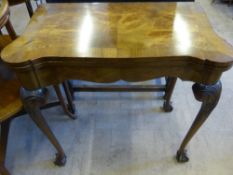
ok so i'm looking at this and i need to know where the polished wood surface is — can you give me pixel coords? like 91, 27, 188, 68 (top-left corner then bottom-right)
2, 2, 233, 63
1, 2, 233, 89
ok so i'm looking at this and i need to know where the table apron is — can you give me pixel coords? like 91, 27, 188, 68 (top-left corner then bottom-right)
7, 58, 227, 90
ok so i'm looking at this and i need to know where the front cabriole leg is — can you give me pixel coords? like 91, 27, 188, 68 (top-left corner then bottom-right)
20, 88, 66, 166
176, 81, 222, 162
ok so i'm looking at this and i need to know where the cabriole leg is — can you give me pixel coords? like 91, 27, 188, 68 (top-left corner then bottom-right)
20, 88, 66, 166
176, 81, 222, 162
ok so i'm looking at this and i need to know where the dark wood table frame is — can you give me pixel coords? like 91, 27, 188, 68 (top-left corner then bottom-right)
2, 2, 233, 167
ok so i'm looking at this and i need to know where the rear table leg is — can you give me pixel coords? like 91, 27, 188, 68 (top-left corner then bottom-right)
62, 81, 76, 114
163, 77, 177, 112
53, 84, 77, 120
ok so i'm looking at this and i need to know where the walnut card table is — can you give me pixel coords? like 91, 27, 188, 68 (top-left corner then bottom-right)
2, 2, 233, 165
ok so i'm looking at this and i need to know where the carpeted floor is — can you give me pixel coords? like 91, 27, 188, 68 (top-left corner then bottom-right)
4, 0, 233, 174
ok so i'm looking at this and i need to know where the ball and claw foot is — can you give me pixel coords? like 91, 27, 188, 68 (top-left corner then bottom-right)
163, 101, 173, 112
54, 153, 67, 166
176, 150, 189, 163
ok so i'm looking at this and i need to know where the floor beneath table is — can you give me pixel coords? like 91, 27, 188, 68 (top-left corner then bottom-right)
4, 0, 233, 175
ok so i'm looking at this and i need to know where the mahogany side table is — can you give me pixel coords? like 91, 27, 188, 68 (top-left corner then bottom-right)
2, 2, 233, 164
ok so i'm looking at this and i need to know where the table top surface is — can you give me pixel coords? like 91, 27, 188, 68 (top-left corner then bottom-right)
2, 2, 233, 67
